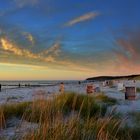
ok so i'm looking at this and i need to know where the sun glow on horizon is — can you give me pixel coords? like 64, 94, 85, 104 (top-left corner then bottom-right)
0, 63, 94, 80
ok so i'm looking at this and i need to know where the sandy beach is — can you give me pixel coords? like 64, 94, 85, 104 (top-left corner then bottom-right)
0, 80, 140, 113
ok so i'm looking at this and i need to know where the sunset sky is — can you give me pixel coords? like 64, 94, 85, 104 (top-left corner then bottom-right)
0, 0, 140, 80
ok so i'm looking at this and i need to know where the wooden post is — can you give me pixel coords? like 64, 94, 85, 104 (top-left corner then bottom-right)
0, 84, 1, 92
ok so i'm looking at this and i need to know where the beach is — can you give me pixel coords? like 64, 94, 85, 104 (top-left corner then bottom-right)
0, 80, 140, 113
1, 80, 140, 139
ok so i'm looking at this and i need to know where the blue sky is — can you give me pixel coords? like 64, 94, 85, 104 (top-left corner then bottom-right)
0, 0, 140, 80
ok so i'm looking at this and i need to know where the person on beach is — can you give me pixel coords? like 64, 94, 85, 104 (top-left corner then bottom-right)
59, 82, 65, 93
78, 81, 81, 85
0, 84, 1, 92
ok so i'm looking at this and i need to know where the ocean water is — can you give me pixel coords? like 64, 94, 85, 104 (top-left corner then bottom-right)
0, 80, 85, 90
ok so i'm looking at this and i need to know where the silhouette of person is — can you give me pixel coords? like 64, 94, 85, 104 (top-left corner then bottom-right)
78, 81, 81, 85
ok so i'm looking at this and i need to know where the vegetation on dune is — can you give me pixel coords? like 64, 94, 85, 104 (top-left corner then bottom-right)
21, 93, 129, 140
23, 114, 130, 140
137, 87, 140, 93
86, 74, 140, 81
132, 76, 140, 80
129, 111, 140, 124
55, 93, 107, 118
95, 94, 118, 105
0, 92, 140, 139
1, 102, 31, 119
127, 111, 140, 140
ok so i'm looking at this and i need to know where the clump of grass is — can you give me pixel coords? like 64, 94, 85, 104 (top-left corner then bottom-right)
125, 111, 140, 139
21, 93, 107, 123
0, 108, 6, 129
129, 111, 140, 124
130, 127, 140, 140
137, 88, 140, 93
0, 92, 132, 140
1, 102, 31, 119
55, 92, 107, 118
22, 112, 130, 140
95, 94, 118, 105
132, 76, 140, 80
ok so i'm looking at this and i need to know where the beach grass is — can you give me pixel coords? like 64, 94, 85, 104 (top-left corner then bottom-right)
129, 111, 140, 124
21, 93, 129, 140
137, 87, 140, 93
22, 114, 130, 140
0, 92, 138, 140
95, 94, 118, 105
1, 102, 31, 119
132, 76, 140, 80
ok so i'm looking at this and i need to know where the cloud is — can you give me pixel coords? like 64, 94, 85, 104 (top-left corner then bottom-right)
0, 62, 48, 71
117, 39, 138, 60
65, 11, 99, 27
14, 0, 39, 8
112, 30, 140, 74
40, 41, 61, 56
0, 36, 96, 73
22, 32, 35, 46
0, 37, 57, 62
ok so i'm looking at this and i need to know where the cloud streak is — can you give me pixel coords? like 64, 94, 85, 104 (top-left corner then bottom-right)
112, 30, 140, 74
40, 41, 61, 56
22, 32, 35, 46
0, 36, 96, 73
14, 0, 39, 8
0, 37, 58, 62
65, 11, 99, 27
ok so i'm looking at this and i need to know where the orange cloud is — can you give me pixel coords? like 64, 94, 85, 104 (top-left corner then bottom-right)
22, 32, 35, 46
0, 37, 56, 62
0, 37, 94, 72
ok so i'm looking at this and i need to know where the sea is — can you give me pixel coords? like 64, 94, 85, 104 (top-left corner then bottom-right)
0, 80, 86, 90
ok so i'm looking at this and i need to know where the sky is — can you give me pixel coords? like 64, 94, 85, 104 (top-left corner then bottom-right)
0, 0, 140, 80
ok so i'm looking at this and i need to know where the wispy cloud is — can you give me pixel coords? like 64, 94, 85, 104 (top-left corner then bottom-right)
22, 32, 35, 46
117, 39, 138, 60
14, 0, 39, 8
0, 36, 96, 73
65, 11, 99, 27
112, 30, 140, 74
0, 37, 58, 62
40, 41, 61, 57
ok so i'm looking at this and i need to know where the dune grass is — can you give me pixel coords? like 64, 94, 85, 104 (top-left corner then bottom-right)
132, 76, 140, 80
0, 93, 107, 126
0, 92, 137, 140
22, 114, 130, 140
95, 94, 118, 105
1, 102, 31, 119
21, 93, 129, 140
137, 88, 140, 93
128, 111, 140, 139
129, 111, 140, 124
